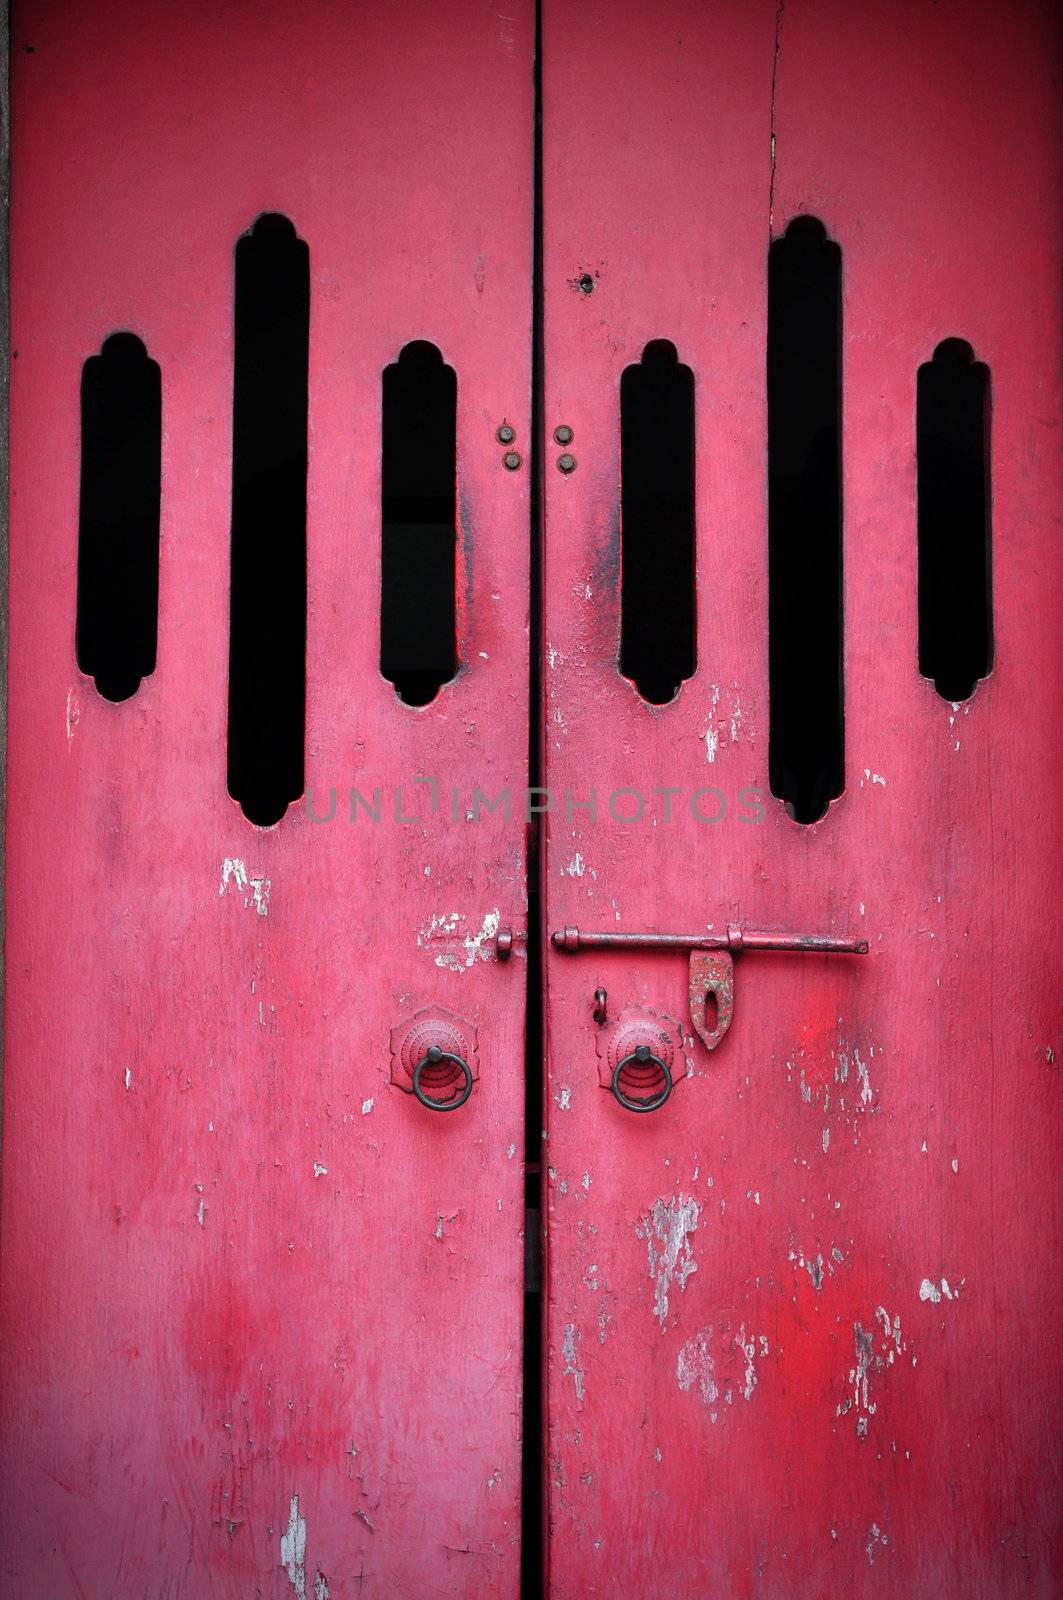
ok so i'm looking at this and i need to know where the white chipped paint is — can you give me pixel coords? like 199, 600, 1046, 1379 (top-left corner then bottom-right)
562, 1323, 585, 1401
737, 1325, 759, 1400
314, 1575, 329, 1600
640, 1195, 700, 1325
563, 853, 586, 878
678, 1324, 766, 1419
866, 1523, 888, 1565
507, 1143, 516, 1159
220, 858, 270, 916
951, 1158, 959, 1173
360, 1098, 374, 1115
822, 1128, 830, 1152
556, 1087, 572, 1111
704, 683, 721, 762
123, 1067, 132, 1091
281, 1495, 307, 1598
312, 1163, 327, 1178
862, 768, 887, 787
677, 1329, 718, 1409
418, 908, 500, 972
919, 1276, 962, 1303
66, 687, 81, 747
836, 1307, 909, 1435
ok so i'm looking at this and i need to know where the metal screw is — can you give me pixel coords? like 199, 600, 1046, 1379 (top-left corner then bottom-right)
503, 451, 522, 470
497, 424, 516, 444
554, 425, 573, 445
557, 452, 577, 473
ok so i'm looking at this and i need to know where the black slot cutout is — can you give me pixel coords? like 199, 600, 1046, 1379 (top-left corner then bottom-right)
768, 215, 844, 824
619, 339, 696, 704
917, 339, 992, 701
227, 213, 309, 828
76, 332, 161, 702
380, 341, 458, 706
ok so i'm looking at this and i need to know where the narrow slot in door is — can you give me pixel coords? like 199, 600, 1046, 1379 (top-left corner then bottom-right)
767, 215, 844, 824
76, 332, 162, 702
380, 341, 458, 706
619, 339, 696, 704
227, 212, 309, 828
917, 338, 992, 701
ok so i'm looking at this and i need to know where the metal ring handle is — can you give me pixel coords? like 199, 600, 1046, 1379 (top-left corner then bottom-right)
412, 1046, 474, 1112
611, 1045, 673, 1113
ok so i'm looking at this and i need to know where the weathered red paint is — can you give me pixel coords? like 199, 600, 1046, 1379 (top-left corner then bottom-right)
1, 2, 533, 1595
541, 2, 1061, 1596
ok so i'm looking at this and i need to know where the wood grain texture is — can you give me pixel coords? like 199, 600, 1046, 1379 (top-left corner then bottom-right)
540, 1, 1062, 1594
1, 3, 533, 1594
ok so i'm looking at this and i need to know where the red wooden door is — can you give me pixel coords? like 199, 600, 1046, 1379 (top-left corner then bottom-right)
540, 3, 1061, 1597
1, 3, 532, 1596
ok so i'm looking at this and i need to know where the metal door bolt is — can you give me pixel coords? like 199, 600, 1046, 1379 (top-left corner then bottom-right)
503, 451, 522, 470
557, 453, 577, 473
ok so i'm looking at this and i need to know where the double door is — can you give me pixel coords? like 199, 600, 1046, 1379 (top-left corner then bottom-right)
2, 2, 1060, 1596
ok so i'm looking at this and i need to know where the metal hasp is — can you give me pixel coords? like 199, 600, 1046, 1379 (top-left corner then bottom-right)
551, 923, 869, 1051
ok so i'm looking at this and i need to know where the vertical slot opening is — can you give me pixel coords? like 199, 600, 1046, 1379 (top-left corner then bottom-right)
227, 212, 309, 829
380, 341, 458, 706
76, 332, 161, 702
619, 339, 696, 704
917, 338, 992, 701
768, 215, 844, 824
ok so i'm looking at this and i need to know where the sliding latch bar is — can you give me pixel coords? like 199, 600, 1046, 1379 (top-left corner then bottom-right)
551, 924, 868, 1052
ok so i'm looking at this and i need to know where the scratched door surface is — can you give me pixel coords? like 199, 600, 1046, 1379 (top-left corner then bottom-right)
540, 2, 1061, 1595
1, 3, 532, 1595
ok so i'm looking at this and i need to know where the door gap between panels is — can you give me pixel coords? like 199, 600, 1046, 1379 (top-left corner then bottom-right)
521, 2, 545, 1595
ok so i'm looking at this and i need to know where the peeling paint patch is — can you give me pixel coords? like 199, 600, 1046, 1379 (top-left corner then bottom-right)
866, 1523, 889, 1565
123, 1066, 132, 1090
66, 687, 81, 746
220, 858, 270, 916
418, 908, 500, 972
788, 1236, 846, 1289
555, 1087, 572, 1111
919, 1276, 962, 1303
434, 1210, 459, 1241
563, 853, 586, 877
313, 1163, 327, 1178
677, 1329, 718, 1408
361, 1098, 374, 1115
281, 1495, 307, 1597
638, 1195, 700, 1325
562, 1323, 585, 1401
677, 1324, 767, 1421
836, 1308, 909, 1436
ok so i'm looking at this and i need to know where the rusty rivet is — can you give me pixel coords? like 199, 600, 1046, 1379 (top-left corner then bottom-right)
497, 424, 516, 444
557, 452, 577, 473
554, 425, 574, 445
503, 450, 522, 470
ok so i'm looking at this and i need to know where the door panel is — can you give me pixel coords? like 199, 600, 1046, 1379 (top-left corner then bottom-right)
1, 4, 532, 1596
541, 2, 1061, 1595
